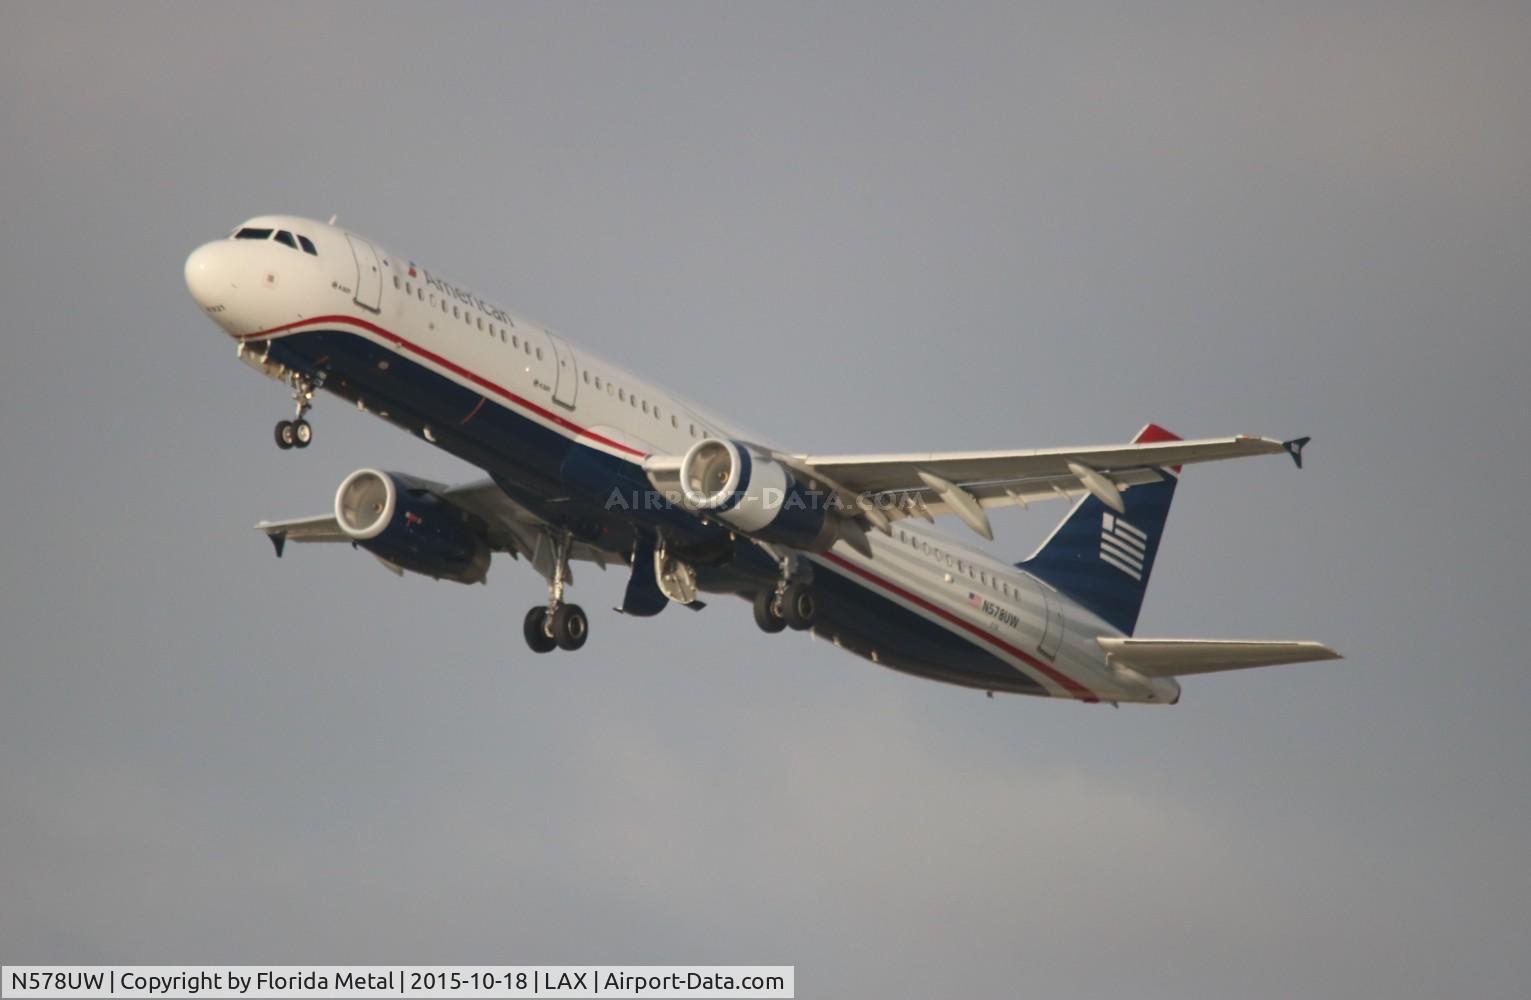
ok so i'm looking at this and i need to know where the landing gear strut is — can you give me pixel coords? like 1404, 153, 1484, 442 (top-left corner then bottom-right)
523, 531, 589, 653
274, 371, 320, 450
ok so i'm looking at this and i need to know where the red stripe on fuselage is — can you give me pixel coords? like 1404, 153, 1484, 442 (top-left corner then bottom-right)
240, 315, 648, 459
820, 551, 1100, 702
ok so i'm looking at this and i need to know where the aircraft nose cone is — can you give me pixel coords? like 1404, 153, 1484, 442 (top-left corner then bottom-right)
184, 240, 237, 313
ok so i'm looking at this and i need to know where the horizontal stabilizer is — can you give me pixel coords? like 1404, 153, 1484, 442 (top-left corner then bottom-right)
1097, 638, 1341, 678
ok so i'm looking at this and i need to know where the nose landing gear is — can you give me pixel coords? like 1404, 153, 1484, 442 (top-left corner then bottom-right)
273, 418, 312, 450
274, 371, 321, 450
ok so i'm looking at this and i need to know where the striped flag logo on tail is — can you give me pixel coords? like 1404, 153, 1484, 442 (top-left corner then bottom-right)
1100, 512, 1148, 580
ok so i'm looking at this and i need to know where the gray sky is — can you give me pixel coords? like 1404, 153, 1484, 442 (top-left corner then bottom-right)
2, 3, 1528, 996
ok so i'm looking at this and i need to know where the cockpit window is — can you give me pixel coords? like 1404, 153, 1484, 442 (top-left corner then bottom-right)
297, 234, 317, 256
273, 230, 297, 249
234, 227, 273, 240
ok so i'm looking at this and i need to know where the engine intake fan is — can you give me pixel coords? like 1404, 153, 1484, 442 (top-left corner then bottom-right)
334, 468, 491, 583
678, 439, 839, 551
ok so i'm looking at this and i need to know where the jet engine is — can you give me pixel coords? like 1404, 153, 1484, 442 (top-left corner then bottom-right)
334, 469, 491, 583
679, 439, 839, 550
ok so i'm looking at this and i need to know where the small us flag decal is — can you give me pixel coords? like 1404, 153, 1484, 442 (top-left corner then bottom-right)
1100, 512, 1148, 580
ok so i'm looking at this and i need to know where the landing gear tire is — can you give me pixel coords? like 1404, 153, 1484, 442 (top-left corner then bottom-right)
781, 582, 817, 631
523, 606, 557, 654
753, 590, 787, 634
274, 371, 321, 452
552, 604, 589, 651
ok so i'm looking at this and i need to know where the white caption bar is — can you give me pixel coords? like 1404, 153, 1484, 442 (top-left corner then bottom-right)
1, 967, 794, 999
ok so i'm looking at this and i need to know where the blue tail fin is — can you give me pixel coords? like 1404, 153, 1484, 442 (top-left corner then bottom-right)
1017, 424, 1181, 635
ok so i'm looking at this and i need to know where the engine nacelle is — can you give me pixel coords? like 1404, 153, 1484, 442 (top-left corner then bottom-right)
679, 439, 838, 550
333, 469, 491, 583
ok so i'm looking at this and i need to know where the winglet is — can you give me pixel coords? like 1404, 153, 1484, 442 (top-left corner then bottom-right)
267, 531, 287, 558
1282, 436, 1311, 469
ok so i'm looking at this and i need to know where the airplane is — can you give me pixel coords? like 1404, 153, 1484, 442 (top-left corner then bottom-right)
184, 215, 1339, 706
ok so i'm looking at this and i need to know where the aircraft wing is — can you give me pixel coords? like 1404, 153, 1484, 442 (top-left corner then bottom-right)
255, 477, 618, 578
252, 513, 351, 548
777, 433, 1309, 540
1097, 638, 1341, 678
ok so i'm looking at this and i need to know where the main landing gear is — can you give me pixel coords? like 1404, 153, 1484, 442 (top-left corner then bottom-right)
753, 552, 816, 633
523, 604, 588, 653
522, 531, 590, 653
274, 371, 320, 450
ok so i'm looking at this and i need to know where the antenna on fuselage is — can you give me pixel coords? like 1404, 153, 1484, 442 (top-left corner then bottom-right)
328, 214, 339, 226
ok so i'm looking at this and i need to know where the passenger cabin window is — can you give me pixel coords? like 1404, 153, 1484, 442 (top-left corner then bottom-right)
393, 275, 401, 289
273, 230, 297, 249
297, 235, 317, 255
234, 227, 273, 240
535, 347, 543, 360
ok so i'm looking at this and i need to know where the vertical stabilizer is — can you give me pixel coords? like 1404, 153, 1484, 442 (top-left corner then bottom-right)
1017, 424, 1181, 635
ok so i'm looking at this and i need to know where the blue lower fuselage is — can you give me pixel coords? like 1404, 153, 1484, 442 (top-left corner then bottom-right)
265, 327, 1049, 697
